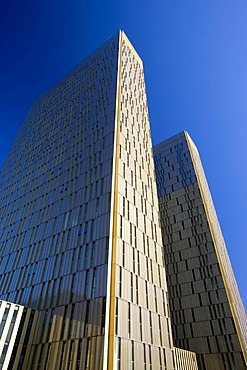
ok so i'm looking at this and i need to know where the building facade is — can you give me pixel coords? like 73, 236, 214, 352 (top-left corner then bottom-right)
154, 131, 247, 370
0, 299, 39, 370
0, 32, 198, 369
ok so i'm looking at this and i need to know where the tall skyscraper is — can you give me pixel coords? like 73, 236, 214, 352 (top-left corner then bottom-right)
0, 33, 198, 369
154, 131, 247, 370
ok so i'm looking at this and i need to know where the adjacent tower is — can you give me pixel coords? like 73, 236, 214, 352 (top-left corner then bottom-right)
0, 32, 198, 369
154, 131, 247, 370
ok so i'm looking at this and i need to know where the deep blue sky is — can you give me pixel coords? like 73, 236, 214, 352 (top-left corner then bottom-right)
0, 0, 246, 310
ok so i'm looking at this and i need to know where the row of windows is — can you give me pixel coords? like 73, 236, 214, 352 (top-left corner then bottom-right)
117, 336, 173, 370
0, 42, 117, 183
117, 266, 169, 314
1, 233, 109, 286
2, 266, 107, 313
0, 121, 114, 203
0, 174, 107, 230
0, 195, 111, 254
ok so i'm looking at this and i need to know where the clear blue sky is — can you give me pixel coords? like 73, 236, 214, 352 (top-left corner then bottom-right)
0, 0, 246, 310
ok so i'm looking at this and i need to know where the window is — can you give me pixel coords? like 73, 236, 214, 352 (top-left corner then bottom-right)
91, 268, 96, 298
85, 338, 91, 369
143, 344, 146, 370
146, 257, 149, 281
117, 338, 121, 370
122, 241, 125, 267
91, 242, 95, 267
125, 181, 128, 198
145, 281, 149, 308
119, 267, 122, 297
85, 270, 90, 298
130, 273, 133, 302
149, 312, 153, 343
148, 345, 152, 370
115, 298, 118, 335
128, 302, 131, 338
131, 341, 134, 370
120, 216, 123, 238
123, 197, 125, 217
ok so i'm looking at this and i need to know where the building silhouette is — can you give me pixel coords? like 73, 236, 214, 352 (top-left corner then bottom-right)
154, 131, 247, 370
0, 32, 198, 369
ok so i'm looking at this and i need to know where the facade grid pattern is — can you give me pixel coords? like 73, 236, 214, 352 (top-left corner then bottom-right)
0, 33, 119, 369
0, 299, 38, 370
0, 33, 198, 369
154, 131, 247, 370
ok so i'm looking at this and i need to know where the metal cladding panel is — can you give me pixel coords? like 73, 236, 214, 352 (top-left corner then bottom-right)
174, 347, 198, 370
0, 299, 38, 370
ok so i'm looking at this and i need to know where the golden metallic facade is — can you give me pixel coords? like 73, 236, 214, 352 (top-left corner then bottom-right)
0, 299, 39, 369
106, 32, 175, 369
0, 33, 198, 369
173, 347, 198, 370
0, 31, 119, 369
154, 131, 247, 370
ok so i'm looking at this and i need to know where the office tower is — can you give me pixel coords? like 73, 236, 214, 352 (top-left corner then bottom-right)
154, 131, 247, 370
0, 32, 198, 369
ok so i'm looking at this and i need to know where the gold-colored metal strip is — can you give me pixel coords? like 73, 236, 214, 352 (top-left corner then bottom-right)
102, 30, 123, 370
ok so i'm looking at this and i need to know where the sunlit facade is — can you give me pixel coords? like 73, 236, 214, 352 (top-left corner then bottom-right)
154, 131, 247, 370
0, 32, 198, 369
0, 299, 39, 370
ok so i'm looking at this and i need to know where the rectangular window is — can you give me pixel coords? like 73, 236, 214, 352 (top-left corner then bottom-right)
148, 345, 152, 370
146, 257, 149, 281
158, 315, 162, 346
125, 181, 128, 198
128, 302, 131, 338
139, 307, 142, 341
123, 197, 125, 217
120, 216, 123, 238
119, 267, 122, 298
163, 348, 167, 370
85, 270, 90, 298
117, 338, 121, 370
159, 347, 162, 370
131, 341, 134, 370
137, 251, 140, 275
91, 242, 95, 267
122, 241, 125, 267
143, 344, 146, 370
115, 298, 118, 335
85, 338, 91, 369
91, 268, 96, 298
84, 301, 90, 337
130, 273, 133, 302
149, 312, 153, 344
145, 281, 149, 309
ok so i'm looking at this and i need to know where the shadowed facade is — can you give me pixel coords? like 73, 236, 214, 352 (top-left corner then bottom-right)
154, 131, 246, 370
